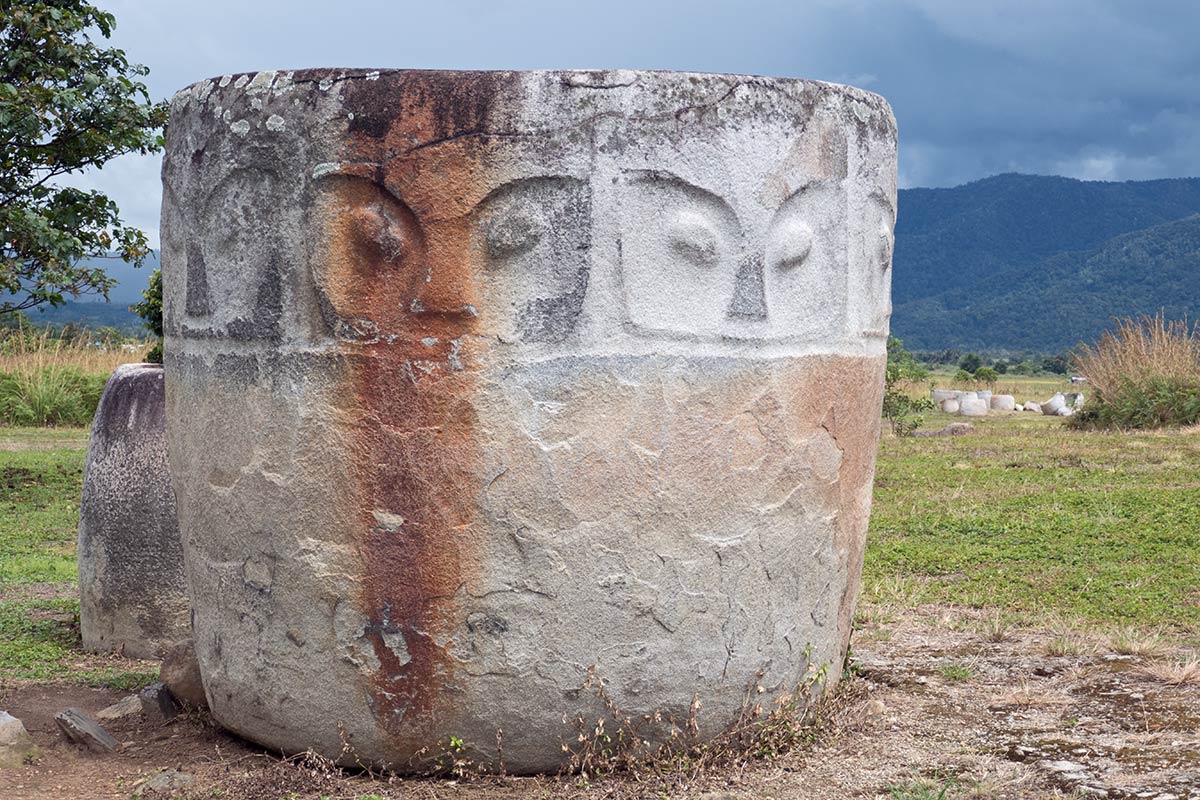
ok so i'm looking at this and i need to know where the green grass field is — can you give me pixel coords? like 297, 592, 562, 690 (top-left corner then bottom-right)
2, 410, 1198, 690
0, 427, 157, 688
865, 411, 1200, 632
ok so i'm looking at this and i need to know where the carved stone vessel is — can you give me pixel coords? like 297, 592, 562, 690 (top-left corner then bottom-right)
161, 69, 896, 773
79, 363, 189, 659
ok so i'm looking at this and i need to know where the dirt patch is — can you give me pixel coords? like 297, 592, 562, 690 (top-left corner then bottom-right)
2, 608, 1198, 799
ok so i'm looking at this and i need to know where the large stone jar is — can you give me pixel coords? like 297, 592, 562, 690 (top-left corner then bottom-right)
79, 363, 189, 659
161, 68, 896, 773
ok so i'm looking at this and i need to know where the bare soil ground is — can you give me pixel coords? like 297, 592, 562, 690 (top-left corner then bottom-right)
3, 606, 1197, 800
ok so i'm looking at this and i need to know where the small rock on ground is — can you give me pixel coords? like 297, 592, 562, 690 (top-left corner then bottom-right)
54, 708, 120, 753
0, 710, 38, 767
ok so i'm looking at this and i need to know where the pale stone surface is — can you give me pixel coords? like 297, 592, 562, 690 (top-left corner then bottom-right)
78, 364, 189, 660
990, 394, 1016, 411
161, 68, 896, 773
0, 711, 37, 768
1024, 401, 1042, 413
931, 389, 957, 403
959, 398, 990, 416
1043, 393, 1067, 415
940, 398, 961, 414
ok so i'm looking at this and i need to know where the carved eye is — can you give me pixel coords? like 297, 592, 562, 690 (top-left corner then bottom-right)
349, 203, 410, 266
877, 222, 893, 271
668, 210, 720, 266
483, 211, 545, 260
773, 218, 814, 271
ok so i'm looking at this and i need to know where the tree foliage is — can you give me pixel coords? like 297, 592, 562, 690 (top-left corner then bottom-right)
1, 0, 167, 314
130, 266, 161, 362
882, 336, 934, 437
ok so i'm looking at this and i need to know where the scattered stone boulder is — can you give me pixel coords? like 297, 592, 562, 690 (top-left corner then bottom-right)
160, 639, 207, 709
940, 398, 961, 414
78, 363, 189, 660
54, 708, 119, 753
959, 397, 989, 416
95, 683, 181, 724
1057, 406, 1075, 417
977, 390, 993, 405
94, 694, 142, 723
1014, 403, 1024, 411
912, 422, 974, 438
1042, 393, 1067, 415
0, 711, 37, 767
138, 683, 182, 721
1024, 401, 1042, 413
139, 770, 195, 795
931, 389, 958, 403
990, 394, 1016, 411
161, 68, 896, 772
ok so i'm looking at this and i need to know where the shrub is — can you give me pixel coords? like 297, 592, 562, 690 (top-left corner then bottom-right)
1071, 314, 1200, 429
972, 366, 998, 387
131, 268, 163, 364
883, 337, 934, 436
0, 366, 106, 425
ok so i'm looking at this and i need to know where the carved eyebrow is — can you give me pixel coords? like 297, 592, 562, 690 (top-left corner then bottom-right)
624, 169, 737, 219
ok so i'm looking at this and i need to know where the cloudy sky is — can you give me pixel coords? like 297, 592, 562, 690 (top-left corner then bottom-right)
69, 0, 1200, 247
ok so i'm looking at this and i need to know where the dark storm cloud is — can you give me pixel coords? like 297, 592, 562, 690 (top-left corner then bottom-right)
74, 0, 1200, 245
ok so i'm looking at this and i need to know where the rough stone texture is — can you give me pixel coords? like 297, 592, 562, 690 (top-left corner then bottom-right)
959, 398, 989, 416
912, 422, 973, 438
1043, 393, 1067, 415
160, 68, 896, 773
990, 394, 1016, 411
160, 640, 207, 709
940, 398, 960, 414
0, 711, 37, 768
54, 709, 119, 753
1025, 401, 1042, 413
78, 364, 189, 660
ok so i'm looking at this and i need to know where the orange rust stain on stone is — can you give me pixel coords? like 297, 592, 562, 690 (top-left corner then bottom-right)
778, 354, 886, 672
319, 72, 513, 743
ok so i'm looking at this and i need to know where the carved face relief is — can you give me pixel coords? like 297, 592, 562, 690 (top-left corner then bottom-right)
858, 193, 896, 337
312, 173, 431, 343
181, 167, 284, 339
470, 176, 591, 344
619, 170, 847, 341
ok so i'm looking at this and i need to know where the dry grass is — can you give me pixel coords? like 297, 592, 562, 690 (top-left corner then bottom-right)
0, 324, 149, 426
1073, 313, 1200, 397
0, 325, 147, 376
1105, 624, 1168, 658
1137, 656, 1200, 686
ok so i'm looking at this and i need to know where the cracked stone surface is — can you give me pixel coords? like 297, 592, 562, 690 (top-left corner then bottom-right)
78, 364, 188, 660
160, 68, 896, 773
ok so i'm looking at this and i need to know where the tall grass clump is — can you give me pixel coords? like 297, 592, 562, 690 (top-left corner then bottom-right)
1071, 314, 1200, 429
0, 324, 144, 426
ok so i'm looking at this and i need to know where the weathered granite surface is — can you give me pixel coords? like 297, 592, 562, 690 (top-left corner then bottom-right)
160, 68, 896, 773
78, 363, 188, 659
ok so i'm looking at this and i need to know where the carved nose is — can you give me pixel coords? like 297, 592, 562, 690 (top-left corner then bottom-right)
185, 242, 211, 316
727, 253, 766, 320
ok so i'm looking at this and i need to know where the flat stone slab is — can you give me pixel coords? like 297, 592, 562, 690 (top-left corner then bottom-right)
54, 708, 119, 753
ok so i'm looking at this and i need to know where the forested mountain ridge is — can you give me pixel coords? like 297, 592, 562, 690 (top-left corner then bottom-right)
892, 174, 1200, 351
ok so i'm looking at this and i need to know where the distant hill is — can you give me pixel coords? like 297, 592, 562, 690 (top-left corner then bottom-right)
4, 252, 156, 334
893, 174, 1200, 352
